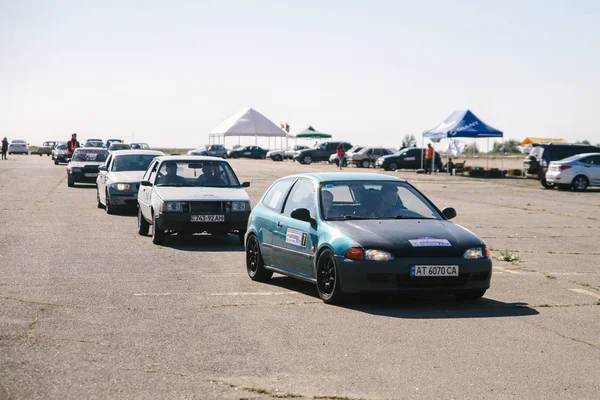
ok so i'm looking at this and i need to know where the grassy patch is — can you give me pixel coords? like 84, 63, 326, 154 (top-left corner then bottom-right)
496, 248, 520, 262
544, 273, 557, 280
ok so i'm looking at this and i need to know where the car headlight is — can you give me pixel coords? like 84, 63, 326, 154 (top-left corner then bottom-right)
161, 201, 183, 212
112, 183, 131, 191
463, 246, 489, 259
231, 201, 248, 212
365, 249, 394, 261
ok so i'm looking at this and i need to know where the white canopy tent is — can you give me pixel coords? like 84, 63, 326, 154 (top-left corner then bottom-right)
208, 107, 287, 148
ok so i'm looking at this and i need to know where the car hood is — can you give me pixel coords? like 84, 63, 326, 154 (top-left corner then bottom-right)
69, 161, 104, 168
107, 171, 145, 183
155, 186, 250, 202
327, 219, 484, 257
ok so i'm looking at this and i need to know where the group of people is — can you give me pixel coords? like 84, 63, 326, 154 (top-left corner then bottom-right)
1, 137, 8, 160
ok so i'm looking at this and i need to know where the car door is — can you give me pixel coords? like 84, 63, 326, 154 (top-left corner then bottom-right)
97, 154, 113, 203
241, 147, 252, 158
139, 160, 159, 219
581, 155, 600, 185
271, 179, 317, 278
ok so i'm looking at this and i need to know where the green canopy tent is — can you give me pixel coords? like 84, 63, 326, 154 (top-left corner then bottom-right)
295, 126, 332, 139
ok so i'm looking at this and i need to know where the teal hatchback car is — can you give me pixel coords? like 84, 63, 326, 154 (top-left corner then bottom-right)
245, 173, 492, 304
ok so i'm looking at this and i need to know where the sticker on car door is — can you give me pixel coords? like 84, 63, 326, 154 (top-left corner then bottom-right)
285, 228, 307, 247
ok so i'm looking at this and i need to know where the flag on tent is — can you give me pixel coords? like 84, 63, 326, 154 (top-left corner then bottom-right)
447, 139, 466, 156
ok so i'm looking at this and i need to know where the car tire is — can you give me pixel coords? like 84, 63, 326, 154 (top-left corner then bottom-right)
455, 289, 486, 301
361, 160, 370, 168
274, 154, 283, 161
222, 154, 227, 159
105, 190, 115, 214
389, 162, 398, 171
245, 235, 273, 281
67, 176, 74, 187
261, 154, 266, 159
39, 154, 42, 157
151, 212, 166, 245
571, 175, 589, 192
138, 207, 149, 236
303, 155, 313, 165
232, 153, 239, 159
96, 189, 104, 208
54, 159, 59, 165
316, 249, 344, 304
540, 178, 554, 189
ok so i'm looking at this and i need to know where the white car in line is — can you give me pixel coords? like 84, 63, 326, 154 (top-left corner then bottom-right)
8, 140, 29, 155
137, 156, 251, 245
545, 153, 600, 191
96, 150, 165, 214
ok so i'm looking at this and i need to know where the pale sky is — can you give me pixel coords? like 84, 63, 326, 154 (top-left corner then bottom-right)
2, 0, 599, 149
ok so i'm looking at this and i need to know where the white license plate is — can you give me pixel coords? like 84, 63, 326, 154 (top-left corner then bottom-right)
191, 214, 224, 222
410, 265, 459, 277
84, 173, 97, 177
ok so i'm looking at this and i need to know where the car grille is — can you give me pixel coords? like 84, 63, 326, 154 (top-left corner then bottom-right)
190, 201, 223, 213
366, 271, 489, 288
82, 165, 100, 173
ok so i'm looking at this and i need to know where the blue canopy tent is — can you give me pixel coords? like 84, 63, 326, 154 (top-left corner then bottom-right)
422, 110, 503, 171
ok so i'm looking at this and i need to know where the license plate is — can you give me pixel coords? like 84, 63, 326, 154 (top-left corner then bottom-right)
191, 214, 224, 222
84, 173, 97, 177
410, 265, 459, 277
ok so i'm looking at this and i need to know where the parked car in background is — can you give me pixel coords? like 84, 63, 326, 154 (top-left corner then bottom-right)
52, 142, 68, 164
294, 141, 353, 164
187, 144, 228, 158
245, 173, 491, 304
66, 147, 109, 187
376, 147, 443, 171
227, 145, 268, 159
545, 153, 600, 191
130, 142, 150, 150
329, 146, 365, 166
109, 143, 131, 151
266, 148, 286, 161
349, 146, 394, 168
8, 140, 29, 155
96, 149, 164, 213
84, 139, 106, 148
37, 141, 56, 156
106, 139, 123, 148
285, 145, 308, 159
136, 156, 251, 245
523, 143, 600, 188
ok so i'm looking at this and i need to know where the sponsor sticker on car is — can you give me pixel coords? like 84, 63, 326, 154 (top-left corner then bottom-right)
285, 228, 307, 247
408, 237, 452, 247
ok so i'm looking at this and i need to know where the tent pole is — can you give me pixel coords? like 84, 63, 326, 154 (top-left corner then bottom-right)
487, 137, 489, 170
421, 133, 424, 170
501, 136, 505, 176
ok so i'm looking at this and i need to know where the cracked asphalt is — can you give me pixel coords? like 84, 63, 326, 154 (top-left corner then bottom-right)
1, 156, 599, 399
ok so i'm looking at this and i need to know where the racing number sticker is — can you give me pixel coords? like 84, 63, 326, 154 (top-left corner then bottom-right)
286, 228, 307, 247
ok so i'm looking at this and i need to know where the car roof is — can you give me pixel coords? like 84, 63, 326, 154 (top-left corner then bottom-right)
155, 155, 229, 162
572, 152, 600, 158
110, 150, 164, 156
74, 147, 108, 151
285, 172, 407, 183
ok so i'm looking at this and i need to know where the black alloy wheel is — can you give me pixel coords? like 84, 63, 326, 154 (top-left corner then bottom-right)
105, 190, 115, 214
455, 289, 486, 301
274, 154, 283, 161
245, 235, 273, 281
151, 212, 166, 245
137, 207, 149, 236
571, 175, 589, 191
316, 249, 344, 304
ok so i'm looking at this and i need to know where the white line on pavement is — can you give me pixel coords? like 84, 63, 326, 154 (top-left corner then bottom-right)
568, 288, 600, 299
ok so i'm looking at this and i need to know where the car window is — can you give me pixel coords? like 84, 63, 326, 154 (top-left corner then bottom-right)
105, 154, 113, 168
581, 155, 600, 165
112, 155, 159, 172
262, 178, 295, 212
154, 160, 240, 187
72, 149, 109, 162
283, 179, 316, 217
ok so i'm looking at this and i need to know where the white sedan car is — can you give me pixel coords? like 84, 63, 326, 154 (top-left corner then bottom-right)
96, 150, 164, 213
8, 140, 29, 155
545, 153, 600, 191
137, 156, 251, 245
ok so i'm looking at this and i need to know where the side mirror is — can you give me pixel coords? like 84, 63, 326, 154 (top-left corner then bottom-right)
98, 165, 107, 171
290, 208, 313, 223
442, 207, 457, 220
242, 182, 250, 188
140, 180, 152, 187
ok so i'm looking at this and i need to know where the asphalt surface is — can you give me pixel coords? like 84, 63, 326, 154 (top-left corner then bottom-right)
1, 155, 599, 399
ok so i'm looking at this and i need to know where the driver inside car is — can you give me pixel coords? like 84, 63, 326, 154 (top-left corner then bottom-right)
158, 163, 185, 185
196, 163, 222, 186
377, 185, 406, 217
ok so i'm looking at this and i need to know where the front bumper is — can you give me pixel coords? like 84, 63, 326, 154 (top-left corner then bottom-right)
155, 211, 250, 233
70, 171, 98, 183
334, 255, 492, 294
107, 189, 138, 207
55, 154, 68, 162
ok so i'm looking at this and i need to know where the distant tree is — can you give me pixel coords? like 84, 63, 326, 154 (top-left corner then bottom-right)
464, 142, 480, 155
491, 139, 520, 154
400, 134, 417, 149
575, 139, 591, 145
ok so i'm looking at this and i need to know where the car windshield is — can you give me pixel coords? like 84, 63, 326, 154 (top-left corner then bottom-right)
112, 154, 158, 171
320, 181, 442, 220
56, 144, 66, 150
131, 143, 149, 149
155, 160, 241, 188
72, 149, 109, 162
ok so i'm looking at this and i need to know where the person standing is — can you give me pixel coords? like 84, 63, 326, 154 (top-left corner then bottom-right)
336, 143, 346, 170
1, 137, 8, 160
425, 143, 434, 174
66, 133, 80, 159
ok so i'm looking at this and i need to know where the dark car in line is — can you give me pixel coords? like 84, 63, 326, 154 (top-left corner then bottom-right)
293, 141, 353, 164
227, 145, 268, 159
67, 148, 109, 187
376, 147, 443, 171
523, 143, 600, 188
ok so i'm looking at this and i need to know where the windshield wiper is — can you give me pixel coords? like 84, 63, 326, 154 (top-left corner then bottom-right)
156, 183, 194, 187
327, 215, 369, 221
